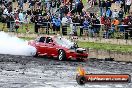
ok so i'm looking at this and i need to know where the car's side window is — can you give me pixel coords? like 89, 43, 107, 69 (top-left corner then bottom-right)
39, 37, 46, 43
46, 37, 53, 43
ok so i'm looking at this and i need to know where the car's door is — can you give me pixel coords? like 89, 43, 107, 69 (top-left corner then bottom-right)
45, 37, 58, 57
35, 37, 47, 55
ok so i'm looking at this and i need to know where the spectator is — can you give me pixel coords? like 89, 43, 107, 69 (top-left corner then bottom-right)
83, 17, 89, 37
118, 8, 124, 21
115, 0, 120, 7
55, 16, 61, 34
106, 8, 112, 18
57, 0, 61, 8
119, 21, 125, 33
45, 15, 51, 34
8, 13, 14, 32
24, 14, 30, 33
125, 0, 131, 14
72, 15, 79, 36
3, 7, 9, 15
105, 0, 111, 11
34, 15, 39, 33
19, 11, 24, 22
120, 0, 125, 11
14, 17, 20, 32
18, 0, 24, 10
93, 17, 100, 37
69, 0, 73, 11
112, 17, 120, 31
88, 0, 96, 7
103, 17, 111, 38
99, 0, 106, 17
45, 0, 51, 13
1, 14, 7, 31
37, 16, 44, 33
112, 9, 119, 18
61, 15, 68, 35
30, 0, 35, 11
76, 1, 84, 15
79, 16, 84, 36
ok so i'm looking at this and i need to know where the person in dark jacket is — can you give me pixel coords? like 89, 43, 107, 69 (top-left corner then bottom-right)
93, 18, 100, 37
63, 5, 69, 15
37, 16, 44, 33
34, 15, 39, 33
80, 16, 84, 36
7, 14, 14, 32
105, 0, 111, 11
99, 0, 106, 16
118, 8, 124, 21
69, 0, 73, 11
76, 1, 84, 15
44, 15, 51, 34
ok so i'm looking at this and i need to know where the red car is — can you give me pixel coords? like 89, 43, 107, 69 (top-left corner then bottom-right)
28, 36, 88, 61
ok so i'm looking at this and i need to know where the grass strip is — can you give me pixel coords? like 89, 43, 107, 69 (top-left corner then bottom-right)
78, 42, 132, 53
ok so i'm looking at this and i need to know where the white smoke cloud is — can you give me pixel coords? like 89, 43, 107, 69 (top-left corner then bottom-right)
0, 32, 36, 56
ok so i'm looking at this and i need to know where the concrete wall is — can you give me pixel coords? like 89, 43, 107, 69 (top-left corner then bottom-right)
88, 49, 132, 62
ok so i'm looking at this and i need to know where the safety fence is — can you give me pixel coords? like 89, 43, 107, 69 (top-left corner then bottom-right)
1, 21, 132, 40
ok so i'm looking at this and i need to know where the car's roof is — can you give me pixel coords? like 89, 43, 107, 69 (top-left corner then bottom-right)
38, 35, 61, 39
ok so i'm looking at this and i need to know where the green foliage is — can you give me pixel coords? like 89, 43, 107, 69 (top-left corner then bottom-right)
82, 0, 87, 4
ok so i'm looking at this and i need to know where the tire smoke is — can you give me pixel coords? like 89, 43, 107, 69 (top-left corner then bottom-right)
0, 32, 36, 56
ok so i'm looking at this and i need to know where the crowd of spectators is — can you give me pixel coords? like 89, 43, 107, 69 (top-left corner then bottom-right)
0, 0, 132, 39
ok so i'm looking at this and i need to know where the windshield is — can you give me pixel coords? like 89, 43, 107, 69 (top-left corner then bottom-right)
54, 37, 74, 48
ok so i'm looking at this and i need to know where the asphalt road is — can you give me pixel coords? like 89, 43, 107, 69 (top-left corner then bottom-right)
0, 54, 132, 88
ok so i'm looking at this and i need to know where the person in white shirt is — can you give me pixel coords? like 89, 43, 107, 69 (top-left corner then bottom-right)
61, 16, 68, 35
125, 0, 132, 14
112, 9, 119, 18
3, 8, 9, 15
61, 16, 68, 26
19, 11, 24, 22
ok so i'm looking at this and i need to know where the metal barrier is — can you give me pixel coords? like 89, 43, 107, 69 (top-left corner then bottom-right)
2, 21, 132, 40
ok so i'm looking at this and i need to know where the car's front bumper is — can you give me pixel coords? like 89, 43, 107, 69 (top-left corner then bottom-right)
66, 52, 88, 60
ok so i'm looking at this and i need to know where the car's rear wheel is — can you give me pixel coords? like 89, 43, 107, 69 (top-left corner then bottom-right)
58, 50, 66, 61
33, 52, 38, 57
77, 58, 84, 62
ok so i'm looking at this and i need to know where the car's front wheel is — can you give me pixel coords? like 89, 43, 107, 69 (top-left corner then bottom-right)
58, 50, 66, 61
